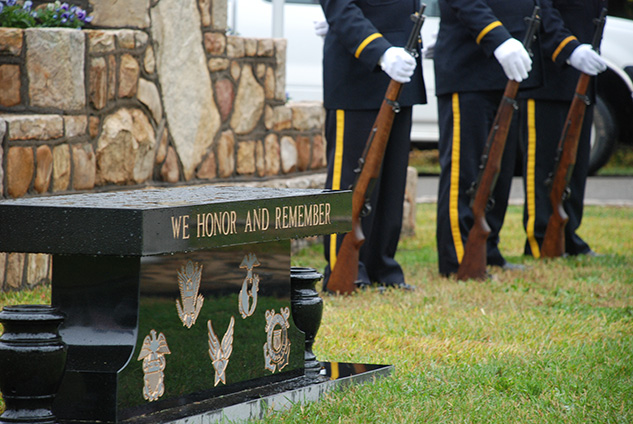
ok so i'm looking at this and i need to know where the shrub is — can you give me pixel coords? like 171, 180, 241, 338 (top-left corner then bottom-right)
0, 0, 93, 29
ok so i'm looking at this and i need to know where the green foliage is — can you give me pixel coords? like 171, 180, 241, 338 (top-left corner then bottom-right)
0, 0, 93, 29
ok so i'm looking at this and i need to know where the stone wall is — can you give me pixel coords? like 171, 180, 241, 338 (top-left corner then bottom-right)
0, 0, 416, 292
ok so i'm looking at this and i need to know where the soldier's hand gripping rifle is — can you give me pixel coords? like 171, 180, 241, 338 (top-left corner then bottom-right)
456, 7, 541, 281
326, 4, 426, 294
540, 8, 607, 258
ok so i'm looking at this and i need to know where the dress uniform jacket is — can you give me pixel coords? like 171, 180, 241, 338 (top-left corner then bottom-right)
434, 0, 545, 95
523, 0, 606, 101
321, 0, 427, 109
517, 0, 607, 257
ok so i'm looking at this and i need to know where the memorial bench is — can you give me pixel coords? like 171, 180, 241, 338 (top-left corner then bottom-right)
0, 185, 393, 423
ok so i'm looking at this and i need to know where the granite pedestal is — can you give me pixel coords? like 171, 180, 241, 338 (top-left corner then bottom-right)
0, 185, 393, 423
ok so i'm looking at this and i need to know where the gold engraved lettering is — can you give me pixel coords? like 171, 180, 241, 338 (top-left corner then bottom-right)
238, 253, 260, 318
273, 204, 331, 229
263, 307, 291, 373
195, 211, 238, 238
138, 330, 171, 402
249, 208, 269, 231
208, 316, 235, 386
288, 205, 297, 228
245, 211, 253, 233
196, 213, 205, 238
171, 215, 190, 239
305, 204, 313, 226
176, 260, 204, 328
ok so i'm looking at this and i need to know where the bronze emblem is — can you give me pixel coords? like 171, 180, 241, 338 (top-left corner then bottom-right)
263, 307, 291, 373
238, 253, 260, 319
176, 260, 204, 328
138, 329, 171, 402
208, 316, 235, 386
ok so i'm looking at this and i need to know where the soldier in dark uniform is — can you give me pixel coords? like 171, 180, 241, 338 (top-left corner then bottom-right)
515, 0, 607, 258
434, 0, 542, 276
319, 0, 427, 291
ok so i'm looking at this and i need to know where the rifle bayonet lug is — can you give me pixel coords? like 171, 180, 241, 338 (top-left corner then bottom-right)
502, 96, 519, 110
577, 93, 591, 106
485, 196, 496, 212
361, 201, 372, 218
354, 157, 365, 174
386, 98, 401, 113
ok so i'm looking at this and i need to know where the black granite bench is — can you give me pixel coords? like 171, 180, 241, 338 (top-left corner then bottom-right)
0, 185, 351, 423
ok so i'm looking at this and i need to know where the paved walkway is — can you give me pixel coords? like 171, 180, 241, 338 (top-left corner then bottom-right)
416, 175, 633, 206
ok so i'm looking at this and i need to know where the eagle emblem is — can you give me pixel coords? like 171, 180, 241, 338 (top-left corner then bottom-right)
208, 316, 235, 386
238, 253, 261, 319
137, 329, 171, 402
263, 308, 291, 373
176, 260, 204, 328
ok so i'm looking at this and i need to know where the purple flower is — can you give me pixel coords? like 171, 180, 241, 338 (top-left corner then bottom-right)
61, 11, 69, 20
23, 0, 32, 10
0, 3, 4, 13
6, 0, 17, 6
60, 3, 68, 11
84, 15, 93, 23
76, 9, 85, 20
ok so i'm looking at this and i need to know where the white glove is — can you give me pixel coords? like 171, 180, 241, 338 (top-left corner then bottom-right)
379, 47, 416, 83
314, 20, 328, 38
422, 30, 437, 59
568, 44, 607, 75
493, 38, 532, 82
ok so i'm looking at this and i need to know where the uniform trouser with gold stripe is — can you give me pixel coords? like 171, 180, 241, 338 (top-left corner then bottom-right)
436, 92, 518, 276
516, 98, 592, 257
322, 107, 412, 289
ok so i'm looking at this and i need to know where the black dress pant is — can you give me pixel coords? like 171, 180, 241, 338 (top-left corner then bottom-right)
436, 92, 518, 276
322, 107, 412, 288
516, 98, 593, 256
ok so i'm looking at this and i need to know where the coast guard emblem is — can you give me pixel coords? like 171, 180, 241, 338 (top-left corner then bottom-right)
138, 329, 171, 402
263, 307, 291, 373
208, 316, 235, 386
176, 260, 204, 328
238, 253, 260, 319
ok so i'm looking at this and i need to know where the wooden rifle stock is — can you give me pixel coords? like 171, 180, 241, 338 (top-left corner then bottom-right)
456, 6, 540, 281
456, 80, 520, 281
541, 8, 607, 258
327, 4, 426, 294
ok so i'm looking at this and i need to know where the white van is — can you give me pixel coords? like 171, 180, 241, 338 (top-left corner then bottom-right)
228, 0, 633, 174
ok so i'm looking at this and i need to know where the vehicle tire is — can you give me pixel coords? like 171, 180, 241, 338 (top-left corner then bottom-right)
588, 95, 618, 175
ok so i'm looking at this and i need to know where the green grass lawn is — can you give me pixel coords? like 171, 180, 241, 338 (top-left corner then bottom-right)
409, 144, 633, 176
1, 204, 632, 422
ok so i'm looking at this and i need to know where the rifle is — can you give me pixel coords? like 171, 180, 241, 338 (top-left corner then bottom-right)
456, 7, 541, 281
326, 3, 427, 294
540, 8, 607, 258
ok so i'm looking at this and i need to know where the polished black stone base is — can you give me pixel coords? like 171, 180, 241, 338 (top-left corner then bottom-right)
113, 362, 393, 424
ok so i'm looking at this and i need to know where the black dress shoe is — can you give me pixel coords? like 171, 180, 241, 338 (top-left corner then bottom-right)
500, 262, 526, 271
379, 281, 416, 291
